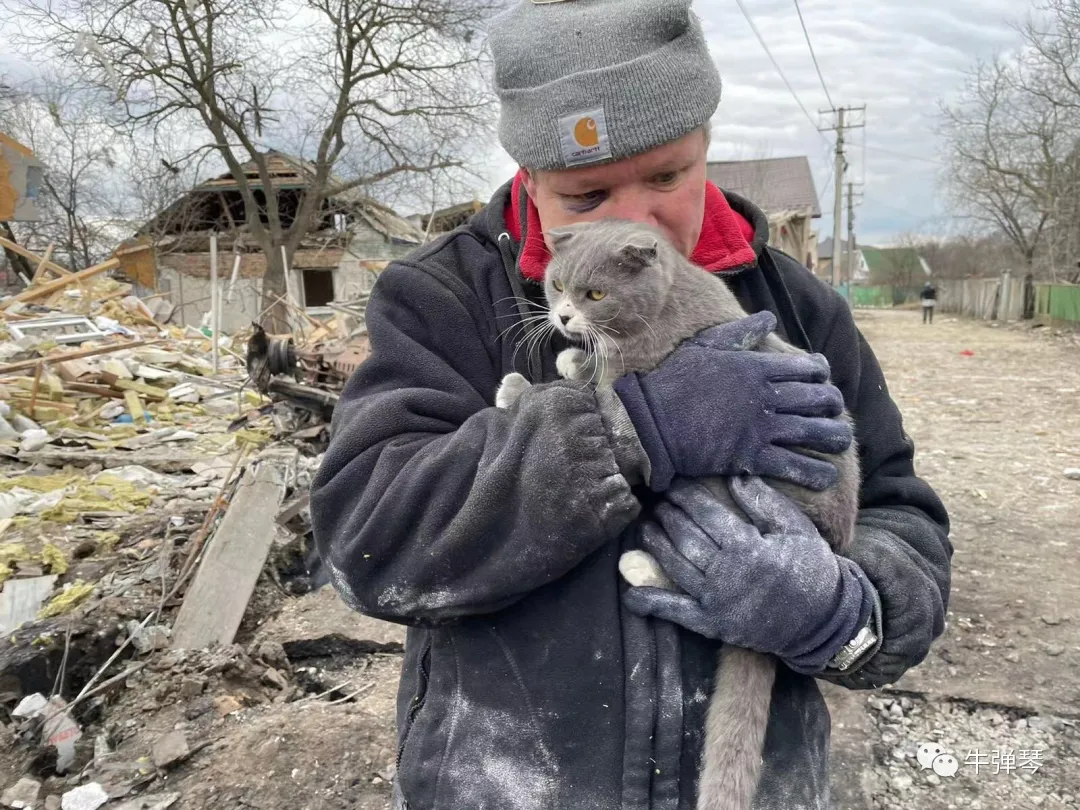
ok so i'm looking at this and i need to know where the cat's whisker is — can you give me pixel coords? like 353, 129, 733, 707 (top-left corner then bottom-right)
522, 321, 555, 369
512, 319, 552, 369
498, 314, 552, 341
594, 305, 623, 324
494, 294, 549, 312
635, 313, 660, 343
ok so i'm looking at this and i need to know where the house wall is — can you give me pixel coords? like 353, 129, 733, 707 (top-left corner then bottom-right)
333, 223, 421, 304
0, 135, 43, 222
147, 266, 265, 333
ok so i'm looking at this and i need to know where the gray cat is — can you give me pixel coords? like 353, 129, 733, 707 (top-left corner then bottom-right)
495, 218, 859, 810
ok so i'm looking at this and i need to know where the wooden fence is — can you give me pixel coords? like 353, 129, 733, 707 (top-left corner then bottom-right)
844, 273, 1080, 325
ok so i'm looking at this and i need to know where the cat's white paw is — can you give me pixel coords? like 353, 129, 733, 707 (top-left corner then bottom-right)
556, 348, 589, 381
495, 372, 531, 409
619, 550, 674, 590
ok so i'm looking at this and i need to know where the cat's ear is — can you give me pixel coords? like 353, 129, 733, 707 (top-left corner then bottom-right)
548, 228, 575, 250
619, 237, 659, 267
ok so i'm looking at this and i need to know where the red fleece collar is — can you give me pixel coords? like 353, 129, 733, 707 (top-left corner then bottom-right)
503, 170, 757, 282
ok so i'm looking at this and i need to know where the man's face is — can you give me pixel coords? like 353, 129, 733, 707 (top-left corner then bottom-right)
521, 129, 708, 259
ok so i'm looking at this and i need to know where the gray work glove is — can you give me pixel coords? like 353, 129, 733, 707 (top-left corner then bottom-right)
611, 311, 852, 493
622, 476, 876, 674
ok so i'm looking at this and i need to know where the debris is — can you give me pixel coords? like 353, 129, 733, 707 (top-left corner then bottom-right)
1065, 468, 1080, 481
213, 695, 242, 716
37, 580, 94, 618
6, 315, 108, 345
59, 782, 108, 810
40, 695, 83, 772
179, 675, 206, 698
127, 619, 171, 653
171, 458, 289, 649
959, 349, 975, 356
19, 429, 50, 453
12, 692, 49, 719
1, 777, 41, 809
151, 730, 191, 769
41, 543, 68, 574
261, 666, 288, 690
109, 794, 180, 810
0, 575, 58, 634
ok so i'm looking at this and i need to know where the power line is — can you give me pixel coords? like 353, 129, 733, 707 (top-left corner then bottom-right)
733, 0, 829, 144
792, 0, 834, 111
863, 143, 941, 166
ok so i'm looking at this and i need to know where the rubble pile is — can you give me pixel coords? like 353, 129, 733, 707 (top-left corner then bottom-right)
0, 244, 394, 809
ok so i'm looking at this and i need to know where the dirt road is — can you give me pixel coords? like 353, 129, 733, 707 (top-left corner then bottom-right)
825, 309, 1080, 810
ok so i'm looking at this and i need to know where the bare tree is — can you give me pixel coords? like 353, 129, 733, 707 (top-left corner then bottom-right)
9, 0, 497, 312
938, 58, 1058, 273
1015, 0, 1080, 278
1, 76, 128, 269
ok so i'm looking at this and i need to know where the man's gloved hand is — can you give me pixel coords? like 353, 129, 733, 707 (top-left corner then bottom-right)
622, 476, 875, 674
611, 311, 851, 493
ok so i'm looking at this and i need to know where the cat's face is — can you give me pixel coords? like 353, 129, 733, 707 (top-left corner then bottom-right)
544, 220, 674, 346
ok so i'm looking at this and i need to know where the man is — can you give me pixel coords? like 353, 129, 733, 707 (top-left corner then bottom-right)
311, 1, 952, 808
921, 280, 938, 324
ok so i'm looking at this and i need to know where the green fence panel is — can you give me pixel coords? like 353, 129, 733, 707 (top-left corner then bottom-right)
1036, 284, 1080, 323
1049, 284, 1080, 322
850, 285, 895, 308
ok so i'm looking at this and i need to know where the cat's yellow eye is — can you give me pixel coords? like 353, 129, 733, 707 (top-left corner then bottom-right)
587, 289, 606, 301
552, 279, 564, 292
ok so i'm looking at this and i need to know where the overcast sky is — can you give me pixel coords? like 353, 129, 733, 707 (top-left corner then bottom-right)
1, 0, 1030, 247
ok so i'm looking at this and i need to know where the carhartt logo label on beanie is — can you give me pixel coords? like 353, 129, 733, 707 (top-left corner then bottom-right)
559, 108, 611, 166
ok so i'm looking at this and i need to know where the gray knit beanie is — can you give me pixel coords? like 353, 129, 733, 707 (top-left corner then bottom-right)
487, 0, 721, 171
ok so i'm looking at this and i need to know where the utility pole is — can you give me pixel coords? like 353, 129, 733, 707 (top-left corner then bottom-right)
831, 108, 845, 289
846, 181, 855, 296
819, 106, 865, 290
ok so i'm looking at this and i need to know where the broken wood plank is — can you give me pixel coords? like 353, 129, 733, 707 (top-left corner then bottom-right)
0, 339, 160, 375
55, 358, 97, 382
171, 460, 287, 650
63, 382, 124, 399
9, 397, 75, 415
11, 448, 210, 473
0, 236, 71, 281
113, 379, 168, 400
28, 362, 43, 416
0, 256, 120, 309
123, 390, 146, 424
31, 243, 57, 282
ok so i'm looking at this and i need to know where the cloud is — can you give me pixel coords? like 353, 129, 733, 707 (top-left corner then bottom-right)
1, 1, 1029, 246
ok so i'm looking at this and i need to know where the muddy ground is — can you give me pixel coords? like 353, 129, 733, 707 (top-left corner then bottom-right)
825, 309, 1080, 810
3, 309, 1077, 810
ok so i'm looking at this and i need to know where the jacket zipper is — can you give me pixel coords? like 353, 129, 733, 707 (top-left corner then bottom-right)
396, 635, 433, 769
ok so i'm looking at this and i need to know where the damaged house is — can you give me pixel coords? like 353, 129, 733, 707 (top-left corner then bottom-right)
706, 156, 821, 270
122, 152, 426, 332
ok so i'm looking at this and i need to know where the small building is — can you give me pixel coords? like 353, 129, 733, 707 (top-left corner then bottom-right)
122, 152, 425, 331
817, 237, 869, 284
0, 133, 44, 223
706, 156, 821, 268
409, 200, 485, 236
860, 246, 931, 287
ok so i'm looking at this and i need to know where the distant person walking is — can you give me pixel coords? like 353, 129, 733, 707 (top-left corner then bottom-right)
921, 280, 937, 324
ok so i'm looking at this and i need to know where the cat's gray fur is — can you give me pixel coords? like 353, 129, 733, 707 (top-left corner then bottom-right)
495, 218, 859, 810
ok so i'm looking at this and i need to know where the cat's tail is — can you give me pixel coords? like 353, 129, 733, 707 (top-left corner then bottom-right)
696, 646, 776, 810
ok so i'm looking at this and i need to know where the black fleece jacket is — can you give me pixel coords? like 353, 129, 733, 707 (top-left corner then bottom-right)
310, 180, 953, 810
